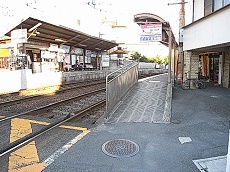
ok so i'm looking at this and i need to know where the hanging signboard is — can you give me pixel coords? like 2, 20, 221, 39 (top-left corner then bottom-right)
60, 45, 70, 54
91, 51, 97, 57
85, 50, 91, 63
71, 47, 83, 55
140, 24, 162, 43
11, 29, 27, 44
48, 43, 59, 52
102, 55, 110, 67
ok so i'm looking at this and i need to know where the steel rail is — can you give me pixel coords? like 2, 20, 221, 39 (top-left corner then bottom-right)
0, 88, 105, 123
0, 80, 105, 106
0, 99, 105, 157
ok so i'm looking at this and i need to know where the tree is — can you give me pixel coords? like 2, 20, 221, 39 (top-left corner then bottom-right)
139, 55, 148, 62
154, 55, 162, 64
130, 51, 146, 61
130, 51, 141, 61
162, 56, 168, 65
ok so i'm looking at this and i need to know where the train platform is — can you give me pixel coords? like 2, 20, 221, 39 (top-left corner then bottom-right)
42, 73, 230, 172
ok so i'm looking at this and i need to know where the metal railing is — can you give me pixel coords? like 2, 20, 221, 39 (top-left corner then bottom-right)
106, 61, 139, 116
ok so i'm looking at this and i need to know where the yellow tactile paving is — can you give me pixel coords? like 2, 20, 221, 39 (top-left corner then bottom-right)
10, 118, 32, 143
28, 119, 88, 131
8, 141, 45, 172
8, 118, 89, 172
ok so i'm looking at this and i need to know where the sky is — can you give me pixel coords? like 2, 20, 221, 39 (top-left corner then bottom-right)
0, 0, 193, 56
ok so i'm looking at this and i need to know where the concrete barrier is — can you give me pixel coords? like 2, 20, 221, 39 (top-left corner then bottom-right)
0, 70, 111, 94
0, 68, 166, 94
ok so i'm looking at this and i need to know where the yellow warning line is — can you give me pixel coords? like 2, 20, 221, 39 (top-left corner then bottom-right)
8, 118, 44, 172
28, 119, 88, 131
10, 118, 32, 143
59, 125, 89, 131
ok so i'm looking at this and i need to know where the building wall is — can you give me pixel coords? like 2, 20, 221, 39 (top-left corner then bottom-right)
184, 51, 199, 76
0, 70, 108, 94
183, 5, 230, 51
223, 51, 230, 88
183, 51, 200, 88
183, 51, 191, 80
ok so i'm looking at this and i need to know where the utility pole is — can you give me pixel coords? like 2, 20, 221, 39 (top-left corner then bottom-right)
178, 0, 185, 84
179, 0, 185, 30
168, 0, 187, 84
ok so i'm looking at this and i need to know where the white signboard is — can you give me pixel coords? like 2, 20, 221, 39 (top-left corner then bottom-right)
60, 45, 70, 54
140, 24, 162, 42
71, 47, 83, 55
49, 43, 59, 52
102, 55, 110, 67
11, 29, 27, 44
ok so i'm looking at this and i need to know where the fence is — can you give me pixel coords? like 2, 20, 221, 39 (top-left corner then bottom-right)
106, 61, 139, 116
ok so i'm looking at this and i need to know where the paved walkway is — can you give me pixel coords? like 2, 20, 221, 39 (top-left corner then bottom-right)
43, 74, 230, 172
106, 73, 171, 123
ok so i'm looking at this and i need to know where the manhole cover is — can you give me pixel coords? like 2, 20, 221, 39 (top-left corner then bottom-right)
102, 139, 139, 158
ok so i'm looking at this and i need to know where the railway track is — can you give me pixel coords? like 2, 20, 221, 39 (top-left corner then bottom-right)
0, 76, 153, 159
0, 79, 105, 106
0, 88, 106, 157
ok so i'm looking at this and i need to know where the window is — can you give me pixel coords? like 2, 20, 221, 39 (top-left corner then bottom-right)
214, 0, 223, 10
224, 0, 230, 5
204, 0, 230, 16
204, 0, 213, 16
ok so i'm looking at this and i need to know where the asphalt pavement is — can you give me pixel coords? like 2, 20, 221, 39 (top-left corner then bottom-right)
43, 74, 230, 172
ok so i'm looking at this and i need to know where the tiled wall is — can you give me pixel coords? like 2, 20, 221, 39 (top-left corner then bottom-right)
223, 51, 230, 88
183, 51, 200, 89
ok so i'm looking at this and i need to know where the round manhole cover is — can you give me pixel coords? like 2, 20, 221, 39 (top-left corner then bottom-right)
102, 139, 139, 158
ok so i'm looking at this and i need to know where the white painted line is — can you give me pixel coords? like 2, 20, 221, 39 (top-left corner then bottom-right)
148, 81, 161, 83
178, 137, 192, 144
193, 156, 226, 172
43, 130, 90, 167
138, 73, 167, 82
210, 95, 219, 98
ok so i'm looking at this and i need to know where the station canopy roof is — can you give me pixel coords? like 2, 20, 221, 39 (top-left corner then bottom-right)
5, 17, 118, 51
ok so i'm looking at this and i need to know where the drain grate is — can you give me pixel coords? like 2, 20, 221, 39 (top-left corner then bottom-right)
102, 139, 139, 158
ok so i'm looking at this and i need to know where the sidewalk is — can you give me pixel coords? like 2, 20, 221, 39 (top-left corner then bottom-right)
43, 74, 230, 172
106, 73, 171, 123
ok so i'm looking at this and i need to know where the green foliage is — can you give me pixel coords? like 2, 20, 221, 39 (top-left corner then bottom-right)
130, 51, 148, 62
130, 52, 168, 64
130, 51, 142, 61
139, 56, 148, 62
162, 56, 168, 65
154, 55, 162, 64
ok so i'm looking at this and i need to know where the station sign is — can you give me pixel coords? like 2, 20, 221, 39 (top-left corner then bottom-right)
48, 43, 59, 52
60, 45, 70, 54
71, 47, 83, 55
102, 55, 110, 67
11, 29, 27, 44
140, 24, 162, 43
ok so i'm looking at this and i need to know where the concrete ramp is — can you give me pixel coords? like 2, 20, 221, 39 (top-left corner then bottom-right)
106, 73, 172, 123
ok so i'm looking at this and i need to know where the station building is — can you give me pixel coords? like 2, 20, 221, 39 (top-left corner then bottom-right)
0, 17, 118, 72
0, 17, 119, 93
182, 1, 230, 88
182, 1, 230, 171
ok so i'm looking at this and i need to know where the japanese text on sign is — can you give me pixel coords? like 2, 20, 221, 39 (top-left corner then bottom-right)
140, 24, 162, 43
